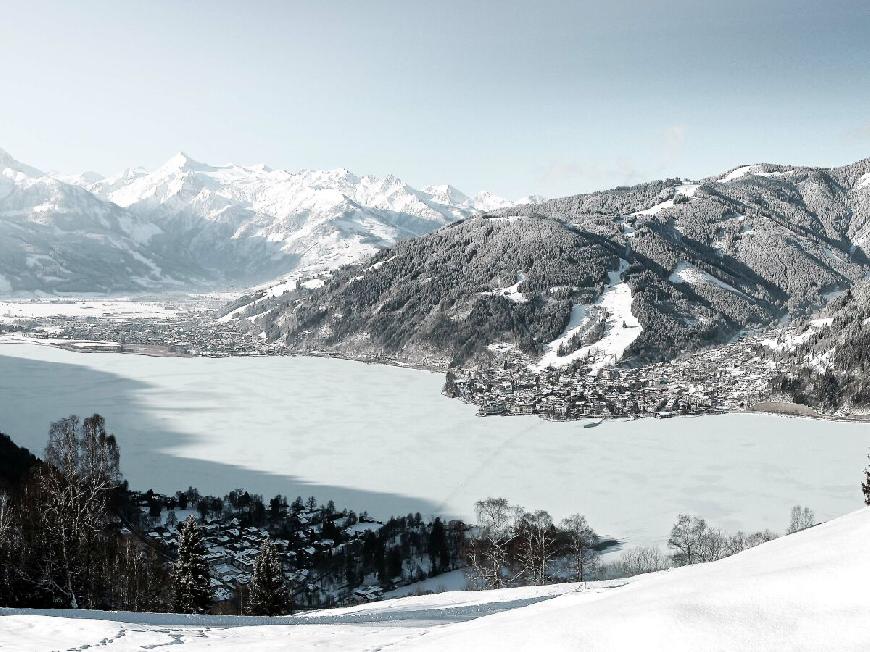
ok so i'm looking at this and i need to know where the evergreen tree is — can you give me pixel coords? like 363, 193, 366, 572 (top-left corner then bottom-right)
173, 516, 211, 613
385, 546, 403, 581
248, 539, 290, 616
428, 517, 450, 574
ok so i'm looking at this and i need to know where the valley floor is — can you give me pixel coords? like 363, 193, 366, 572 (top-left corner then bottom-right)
3, 509, 869, 651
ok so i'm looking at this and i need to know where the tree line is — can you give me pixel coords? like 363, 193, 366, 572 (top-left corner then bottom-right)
1, 415, 855, 616
0, 416, 465, 615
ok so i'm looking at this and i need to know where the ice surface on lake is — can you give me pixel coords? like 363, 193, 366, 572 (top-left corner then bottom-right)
1, 339, 868, 548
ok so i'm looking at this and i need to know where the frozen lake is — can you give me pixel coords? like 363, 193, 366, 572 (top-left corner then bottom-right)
1, 338, 868, 548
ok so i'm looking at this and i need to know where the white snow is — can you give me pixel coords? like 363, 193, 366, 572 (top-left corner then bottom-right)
217, 274, 327, 323
408, 509, 870, 651
81, 152, 534, 284
856, 172, 870, 190
761, 319, 831, 352
382, 569, 469, 599
0, 583, 582, 651
480, 271, 528, 303
0, 300, 184, 322
4, 509, 870, 651
300, 278, 325, 290
538, 260, 642, 372
1, 341, 869, 551
632, 183, 699, 216
719, 164, 794, 183
720, 164, 759, 182
668, 261, 747, 298
0, 147, 538, 295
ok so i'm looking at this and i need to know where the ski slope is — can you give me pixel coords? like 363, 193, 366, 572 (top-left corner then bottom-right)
3, 509, 869, 651
538, 259, 642, 372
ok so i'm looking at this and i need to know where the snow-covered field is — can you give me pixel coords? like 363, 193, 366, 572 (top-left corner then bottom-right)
0, 339, 868, 551
0, 299, 186, 322
3, 509, 869, 651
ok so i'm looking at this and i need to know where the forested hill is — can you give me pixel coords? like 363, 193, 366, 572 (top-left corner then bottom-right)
0, 433, 38, 492
221, 158, 870, 369
771, 281, 870, 412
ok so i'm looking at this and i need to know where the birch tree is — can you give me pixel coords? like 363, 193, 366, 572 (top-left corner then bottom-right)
37, 414, 121, 608
517, 510, 556, 585
467, 497, 523, 589
667, 515, 708, 566
561, 513, 599, 581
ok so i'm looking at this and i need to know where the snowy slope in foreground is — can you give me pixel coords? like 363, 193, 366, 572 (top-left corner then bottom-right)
3, 509, 870, 651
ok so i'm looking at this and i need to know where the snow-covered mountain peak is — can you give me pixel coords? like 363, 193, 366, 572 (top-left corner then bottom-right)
0, 147, 44, 178
423, 184, 471, 207
54, 170, 105, 186
471, 190, 515, 212
0, 148, 538, 295
153, 151, 217, 176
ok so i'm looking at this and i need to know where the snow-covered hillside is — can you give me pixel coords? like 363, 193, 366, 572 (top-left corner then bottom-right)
3, 509, 868, 651
0, 148, 193, 295
0, 147, 529, 295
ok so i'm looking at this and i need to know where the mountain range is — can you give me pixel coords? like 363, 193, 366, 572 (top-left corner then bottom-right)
0, 147, 534, 295
224, 157, 870, 369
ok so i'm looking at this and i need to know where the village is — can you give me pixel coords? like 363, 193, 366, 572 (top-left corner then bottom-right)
125, 487, 466, 612
3, 305, 786, 420
446, 334, 780, 421
0, 311, 277, 357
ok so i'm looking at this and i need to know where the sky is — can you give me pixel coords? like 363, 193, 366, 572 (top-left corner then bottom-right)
2, 0, 869, 198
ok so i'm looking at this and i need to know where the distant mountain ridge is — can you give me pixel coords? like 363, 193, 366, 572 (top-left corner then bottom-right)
225, 156, 870, 369
0, 147, 529, 295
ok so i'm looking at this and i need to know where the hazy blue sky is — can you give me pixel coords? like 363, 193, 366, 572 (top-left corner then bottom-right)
2, 0, 869, 197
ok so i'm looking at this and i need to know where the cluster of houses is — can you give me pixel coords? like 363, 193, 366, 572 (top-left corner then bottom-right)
448, 333, 778, 421
135, 497, 387, 608
8, 313, 281, 357
130, 490, 461, 610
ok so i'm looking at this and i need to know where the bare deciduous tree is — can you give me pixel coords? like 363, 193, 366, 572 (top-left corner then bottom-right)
466, 497, 523, 589
0, 492, 18, 604
617, 546, 671, 577
667, 515, 709, 566
561, 513, 599, 582
787, 505, 815, 534
37, 414, 121, 608
517, 510, 557, 585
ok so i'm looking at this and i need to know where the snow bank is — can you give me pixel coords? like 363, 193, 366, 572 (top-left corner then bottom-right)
410, 509, 870, 651
4, 510, 870, 650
